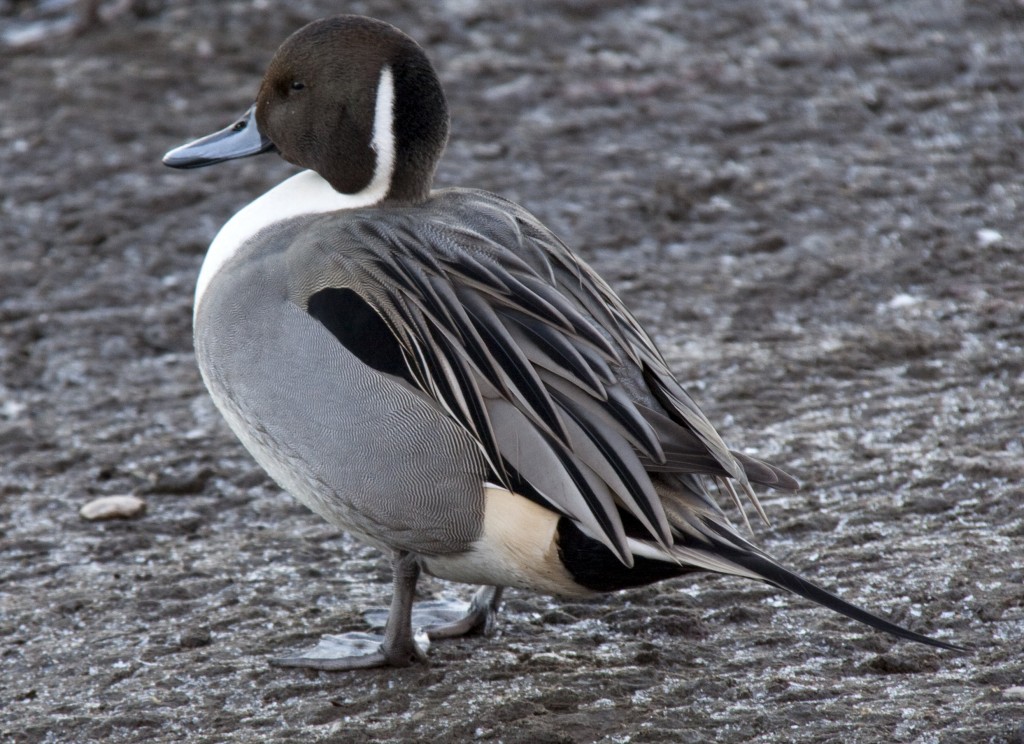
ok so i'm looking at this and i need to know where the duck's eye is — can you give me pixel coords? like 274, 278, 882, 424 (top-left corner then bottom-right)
290, 81, 306, 91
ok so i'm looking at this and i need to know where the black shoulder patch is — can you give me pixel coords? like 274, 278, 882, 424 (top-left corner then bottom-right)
306, 287, 414, 384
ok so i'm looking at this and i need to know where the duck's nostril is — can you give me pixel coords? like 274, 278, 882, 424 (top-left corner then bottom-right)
232, 120, 247, 132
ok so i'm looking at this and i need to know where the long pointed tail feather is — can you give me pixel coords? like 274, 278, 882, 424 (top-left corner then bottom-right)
699, 531, 964, 651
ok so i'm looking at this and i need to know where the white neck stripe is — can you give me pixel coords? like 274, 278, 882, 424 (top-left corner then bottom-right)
193, 66, 397, 320
365, 65, 396, 203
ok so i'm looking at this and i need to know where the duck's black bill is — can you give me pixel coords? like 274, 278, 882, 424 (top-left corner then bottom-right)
162, 104, 275, 169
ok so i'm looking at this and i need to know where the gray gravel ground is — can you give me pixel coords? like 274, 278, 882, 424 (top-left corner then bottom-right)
1, 0, 1023, 742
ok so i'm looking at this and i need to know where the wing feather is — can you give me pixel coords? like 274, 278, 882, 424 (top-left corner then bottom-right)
295, 190, 797, 564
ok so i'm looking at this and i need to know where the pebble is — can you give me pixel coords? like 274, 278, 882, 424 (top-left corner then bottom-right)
1003, 687, 1024, 700
976, 228, 1003, 247
79, 495, 147, 521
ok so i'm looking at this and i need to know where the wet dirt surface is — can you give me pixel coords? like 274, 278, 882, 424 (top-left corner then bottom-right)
2, 0, 1023, 742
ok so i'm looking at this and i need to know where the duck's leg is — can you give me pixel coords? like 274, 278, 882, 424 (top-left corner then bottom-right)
364, 585, 505, 640
270, 550, 429, 671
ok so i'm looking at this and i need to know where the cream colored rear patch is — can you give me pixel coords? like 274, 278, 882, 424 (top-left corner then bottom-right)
422, 486, 593, 598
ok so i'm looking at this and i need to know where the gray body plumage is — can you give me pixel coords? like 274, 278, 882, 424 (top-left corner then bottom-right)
194, 187, 770, 576
195, 215, 488, 557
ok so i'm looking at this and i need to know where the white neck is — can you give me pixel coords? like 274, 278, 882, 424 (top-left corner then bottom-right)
193, 66, 396, 319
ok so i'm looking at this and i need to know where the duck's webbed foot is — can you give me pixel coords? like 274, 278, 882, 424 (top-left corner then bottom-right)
366, 585, 505, 640
270, 551, 429, 671
269, 629, 429, 671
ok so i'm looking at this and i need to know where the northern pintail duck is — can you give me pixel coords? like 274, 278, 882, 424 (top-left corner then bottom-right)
163, 15, 958, 669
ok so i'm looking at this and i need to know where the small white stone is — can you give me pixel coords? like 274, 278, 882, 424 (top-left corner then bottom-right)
1003, 686, 1024, 699
888, 293, 920, 309
2, 399, 27, 419
976, 228, 1003, 247
79, 495, 147, 521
